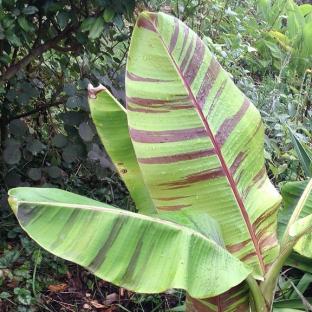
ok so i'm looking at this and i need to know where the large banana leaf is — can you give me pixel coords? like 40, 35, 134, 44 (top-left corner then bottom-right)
8, 187, 250, 299
280, 180, 312, 258
126, 11, 281, 278
88, 85, 155, 215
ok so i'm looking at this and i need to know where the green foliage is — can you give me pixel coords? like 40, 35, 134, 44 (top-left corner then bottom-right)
0, 0, 134, 196
256, 0, 312, 75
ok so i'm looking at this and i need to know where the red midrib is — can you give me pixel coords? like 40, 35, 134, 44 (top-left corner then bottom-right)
149, 19, 265, 274
217, 296, 222, 312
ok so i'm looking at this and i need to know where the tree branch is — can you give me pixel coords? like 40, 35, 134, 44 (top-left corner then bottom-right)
0, 24, 78, 82
8, 98, 65, 123
52, 43, 81, 53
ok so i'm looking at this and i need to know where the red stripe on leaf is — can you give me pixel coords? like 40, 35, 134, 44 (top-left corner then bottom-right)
138, 148, 215, 164
196, 58, 221, 109
169, 18, 179, 53
230, 152, 247, 175
178, 26, 190, 61
127, 96, 190, 107
259, 233, 278, 253
126, 72, 173, 82
127, 106, 169, 113
180, 36, 194, 71
215, 98, 250, 147
183, 37, 205, 85
157, 204, 191, 211
253, 204, 278, 229
157, 196, 190, 201
206, 79, 227, 117
129, 127, 207, 143
240, 251, 257, 262
226, 239, 250, 254
160, 167, 224, 189
252, 165, 266, 185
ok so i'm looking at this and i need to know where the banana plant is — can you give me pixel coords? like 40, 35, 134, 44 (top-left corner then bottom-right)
8, 12, 312, 312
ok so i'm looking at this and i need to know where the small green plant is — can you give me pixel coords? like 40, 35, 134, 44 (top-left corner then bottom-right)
8, 12, 312, 312
257, 0, 312, 74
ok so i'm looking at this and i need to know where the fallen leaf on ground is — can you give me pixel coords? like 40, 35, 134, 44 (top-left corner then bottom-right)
90, 300, 106, 309
48, 283, 68, 292
104, 293, 118, 305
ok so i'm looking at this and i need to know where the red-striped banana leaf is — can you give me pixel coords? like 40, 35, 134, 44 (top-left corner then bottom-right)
8, 187, 250, 298
88, 85, 155, 215
126, 11, 282, 278
185, 283, 250, 312
281, 180, 312, 258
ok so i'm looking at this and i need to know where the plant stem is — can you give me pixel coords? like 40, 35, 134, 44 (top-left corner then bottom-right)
282, 178, 312, 246
261, 236, 301, 306
261, 179, 312, 305
247, 276, 269, 312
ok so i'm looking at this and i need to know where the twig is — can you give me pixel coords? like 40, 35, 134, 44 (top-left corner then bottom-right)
7, 98, 65, 123
0, 24, 78, 82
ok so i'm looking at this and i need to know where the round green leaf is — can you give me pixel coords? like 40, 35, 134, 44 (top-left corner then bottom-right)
22, 6, 38, 15
26, 139, 45, 155
3, 144, 21, 165
103, 8, 115, 23
59, 112, 85, 126
88, 17, 105, 40
28, 168, 42, 181
46, 166, 62, 179
62, 145, 78, 163
64, 83, 76, 96
52, 134, 68, 148
66, 95, 81, 108
78, 122, 94, 142
9, 119, 28, 138
17, 16, 34, 32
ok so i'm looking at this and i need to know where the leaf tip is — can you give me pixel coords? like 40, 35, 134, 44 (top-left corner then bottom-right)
88, 83, 106, 99
7, 190, 18, 215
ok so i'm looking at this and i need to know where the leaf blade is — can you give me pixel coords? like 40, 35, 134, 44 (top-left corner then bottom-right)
288, 126, 312, 177
126, 11, 281, 277
280, 180, 312, 258
8, 187, 250, 299
88, 86, 155, 215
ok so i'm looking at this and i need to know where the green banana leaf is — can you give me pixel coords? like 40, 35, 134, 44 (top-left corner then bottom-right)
88, 85, 155, 215
290, 214, 312, 258
273, 309, 304, 312
287, 126, 312, 177
8, 187, 250, 299
285, 252, 312, 274
299, 4, 312, 20
289, 273, 312, 299
126, 11, 281, 279
280, 180, 312, 258
274, 298, 312, 310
